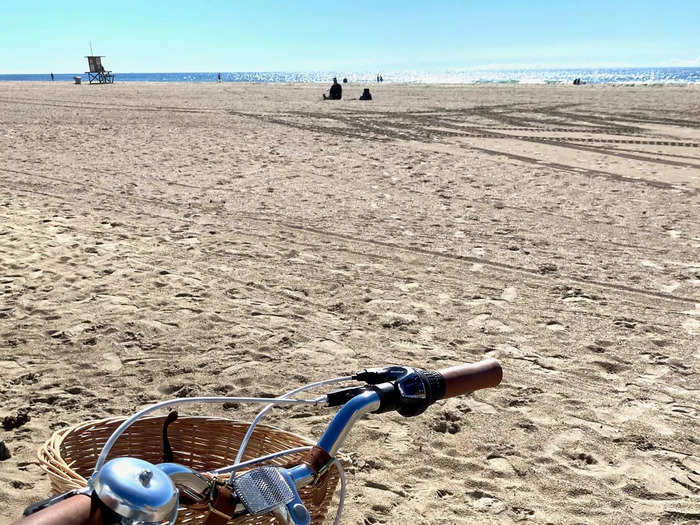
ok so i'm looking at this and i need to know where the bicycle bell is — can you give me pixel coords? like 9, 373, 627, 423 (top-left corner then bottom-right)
92, 457, 179, 524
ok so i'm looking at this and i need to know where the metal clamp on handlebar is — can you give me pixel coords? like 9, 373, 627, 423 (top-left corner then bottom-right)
368, 367, 446, 417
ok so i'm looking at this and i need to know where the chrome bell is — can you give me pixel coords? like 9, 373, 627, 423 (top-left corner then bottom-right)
93, 457, 179, 524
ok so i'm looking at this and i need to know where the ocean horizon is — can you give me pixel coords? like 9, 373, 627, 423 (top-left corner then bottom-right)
1, 67, 699, 85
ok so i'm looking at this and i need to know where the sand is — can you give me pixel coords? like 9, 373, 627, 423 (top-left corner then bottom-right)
0, 81, 698, 524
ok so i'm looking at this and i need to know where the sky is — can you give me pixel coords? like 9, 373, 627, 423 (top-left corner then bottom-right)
1, 0, 699, 74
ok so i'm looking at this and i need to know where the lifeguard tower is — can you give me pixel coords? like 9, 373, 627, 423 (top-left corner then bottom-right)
85, 56, 114, 84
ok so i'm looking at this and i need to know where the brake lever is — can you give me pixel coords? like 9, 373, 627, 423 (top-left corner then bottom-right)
353, 365, 411, 384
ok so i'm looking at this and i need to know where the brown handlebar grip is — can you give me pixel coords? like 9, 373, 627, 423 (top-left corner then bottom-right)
11, 494, 118, 525
438, 358, 502, 399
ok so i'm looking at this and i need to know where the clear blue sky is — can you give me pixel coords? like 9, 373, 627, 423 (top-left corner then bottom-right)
1, 0, 699, 73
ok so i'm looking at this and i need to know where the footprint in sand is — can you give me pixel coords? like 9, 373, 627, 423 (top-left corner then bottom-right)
0, 360, 22, 371
430, 410, 462, 434
592, 360, 629, 375
566, 451, 598, 469
486, 455, 517, 477
669, 405, 697, 419
500, 286, 517, 302
507, 386, 544, 408
10, 480, 35, 490
545, 320, 565, 331
468, 490, 507, 514
99, 352, 122, 372
555, 285, 601, 304
613, 317, 638, 329
467, 314, 512, 334
640, 259, 664, 270
509, 507, 535, 520
397, 282, 420, 293
661, 282, 681, 293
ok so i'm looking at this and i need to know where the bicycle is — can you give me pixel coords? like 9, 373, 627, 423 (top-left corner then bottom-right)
12, 358, 502, 525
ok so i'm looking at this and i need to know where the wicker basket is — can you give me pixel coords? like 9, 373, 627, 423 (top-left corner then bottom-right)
38, 416, 341, 524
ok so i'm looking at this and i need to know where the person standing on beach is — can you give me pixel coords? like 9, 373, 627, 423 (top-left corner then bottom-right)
50, 72, 54, 81
218, 72, 222, 83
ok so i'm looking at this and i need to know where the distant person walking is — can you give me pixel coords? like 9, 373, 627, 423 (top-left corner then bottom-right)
218, 72, 222, 83
50, 72, 54, 81
323, 77, 342, 100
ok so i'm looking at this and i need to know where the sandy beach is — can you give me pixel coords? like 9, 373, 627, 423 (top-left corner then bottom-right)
0, 81, 698, 524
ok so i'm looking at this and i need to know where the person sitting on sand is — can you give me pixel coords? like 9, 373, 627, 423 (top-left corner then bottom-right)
323, 78, 342, 100
359, 88, 372, 100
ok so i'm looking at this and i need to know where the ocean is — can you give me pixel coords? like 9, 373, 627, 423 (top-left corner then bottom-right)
1, 67, 699, 85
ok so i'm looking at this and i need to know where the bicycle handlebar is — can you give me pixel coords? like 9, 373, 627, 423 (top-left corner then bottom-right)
317, 359, 503, 454
13, 359, 503, 525
437, 358, 502, 399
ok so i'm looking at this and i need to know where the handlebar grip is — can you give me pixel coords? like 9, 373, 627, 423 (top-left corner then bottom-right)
437, 358, 502, 399
11, 494, 118, 525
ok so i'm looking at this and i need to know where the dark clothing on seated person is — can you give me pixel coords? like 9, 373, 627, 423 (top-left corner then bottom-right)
329, 82, 342, 100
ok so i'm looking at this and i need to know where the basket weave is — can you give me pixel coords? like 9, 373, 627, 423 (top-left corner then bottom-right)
38, 416, 341, 524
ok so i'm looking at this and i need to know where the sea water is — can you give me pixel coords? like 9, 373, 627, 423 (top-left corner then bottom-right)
1, 67, 699, 84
